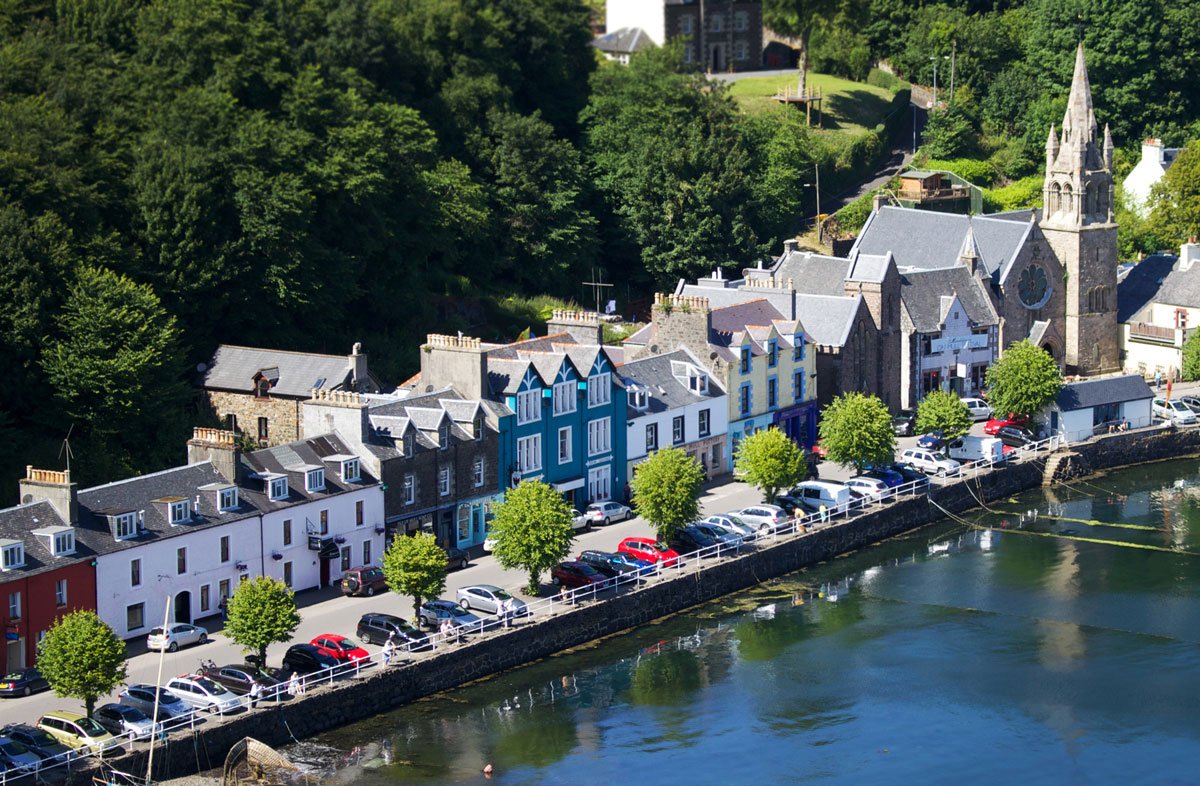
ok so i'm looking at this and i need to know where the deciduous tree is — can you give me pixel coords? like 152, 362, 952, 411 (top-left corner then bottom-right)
631, 447, 706, 542
488, 480, 575, 594
915, 390, 971, 440
984, 339, 1063, 419
817, 393, 896, 474
1149, 139, 1200, 248
1182, 330, 1200, 382
36, 610, 127, 716
734, 427, 805, 504
382, 533, 449, 625
225, 576, 301, 667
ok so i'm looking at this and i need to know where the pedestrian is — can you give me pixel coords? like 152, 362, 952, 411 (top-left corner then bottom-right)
218, 597, 228, 622
249, 680, 261, 709
1155, 369, 1163, 389
819, 504, 828, 525
382, 637, 395, 667
792, 507, 803, 532
288, 672, 302, 697
502, 598, 514, 628
440, 617, 454, 645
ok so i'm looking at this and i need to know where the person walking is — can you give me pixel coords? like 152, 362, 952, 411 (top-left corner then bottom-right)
1155, 369, 1163, 390
249, 680, 262, 709
502, 598, 514, 628
818, 504, 828, 525
218, 597, 228, 622
382, 636, 396, 667
289, 672, 302, 697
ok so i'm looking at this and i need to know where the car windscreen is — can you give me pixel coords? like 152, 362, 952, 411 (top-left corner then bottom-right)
0, 740, 28, 756
76, 718, 107, 736
491, 589, 512, 600
195, 678, 228, 694
157, 689, 182, 704
447, 605, 470, 617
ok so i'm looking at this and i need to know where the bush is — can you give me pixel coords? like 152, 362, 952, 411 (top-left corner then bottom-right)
921, 108, 976, 159
982, 176, 1043, 213
867, 68, 907, 91
834, 189, 881, 235
920, 157, 995, 187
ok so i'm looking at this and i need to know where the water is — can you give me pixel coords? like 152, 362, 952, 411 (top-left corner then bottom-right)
294, 459, 1200, 785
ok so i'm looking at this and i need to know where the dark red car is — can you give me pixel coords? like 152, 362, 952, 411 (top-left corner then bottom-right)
984, 413, 1030, 435
551, 561, 610, 589
310, 634, 369, 665
617, 537, 680, 568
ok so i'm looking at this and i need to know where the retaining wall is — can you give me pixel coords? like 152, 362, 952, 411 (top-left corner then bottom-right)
76, 429, 1200, 783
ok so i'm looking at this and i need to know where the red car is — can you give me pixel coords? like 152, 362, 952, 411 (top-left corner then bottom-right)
551, 561, 610, 589
984, 413, 1030, 435
310, 634, 369, 664
617, 537, 680, 568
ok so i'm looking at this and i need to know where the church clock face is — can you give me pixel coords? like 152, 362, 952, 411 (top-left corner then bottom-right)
1018, 264, 1050, 309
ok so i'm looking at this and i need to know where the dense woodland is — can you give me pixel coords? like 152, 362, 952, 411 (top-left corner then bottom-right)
1, 0, 1198, 489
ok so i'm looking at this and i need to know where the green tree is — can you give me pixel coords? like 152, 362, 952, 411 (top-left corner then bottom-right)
36, 610, 127, 716
224, 576, 300, 666
762, 0, 841, 97
984, 339, 1063, 419
1148, 139, 1200, 248
1182, 330, 1200, 382
817, 392, 896, 474
915, 389, 972, 440
921, 108, 976, 159
631, 447, 706, 542
488, 480, 575, 594
734, 427, 805, 504
382, 533, 448, 624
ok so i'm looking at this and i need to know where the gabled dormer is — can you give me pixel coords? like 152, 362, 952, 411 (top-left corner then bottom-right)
0, 539, 24, 571
103, 509, 142, 540
159, 496, 193, 526
199, 482, 240, 513
629, 386, 651, 412
33, 525, 75, 557
303, 466, 325, 493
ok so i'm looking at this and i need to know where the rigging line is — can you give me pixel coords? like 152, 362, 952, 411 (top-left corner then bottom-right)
980, 526, 1200, 556
988, 509, 1159, 531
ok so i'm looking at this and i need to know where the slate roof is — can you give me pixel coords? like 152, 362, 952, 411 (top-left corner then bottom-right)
239, 433, 378, 514
851, 206, 1032, 280
203, 345, 375, 398
900, 267, 999, 333
846, 253, 893, 283
710, 300, 786, 334
0, 501, 108, 579
795, 294, 862, 347
592, 27, 654, 55
1117, 252, 1198, 322
361, 388, 508, 460
622, 349, 726, 418
749, 251, 851, 297
1055, 375, 1153, 412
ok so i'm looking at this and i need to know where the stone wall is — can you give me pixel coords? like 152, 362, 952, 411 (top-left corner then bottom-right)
205, 390, 302, 445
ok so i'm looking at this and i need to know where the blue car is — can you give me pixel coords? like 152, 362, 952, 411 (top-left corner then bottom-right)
916, 430, 945, 449
864, 467, 905, 488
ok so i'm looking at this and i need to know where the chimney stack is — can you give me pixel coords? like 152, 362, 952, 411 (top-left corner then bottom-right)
545, 309, 604, 345
782, 238, 799, 255
420, 334, 487, 396
19, 467, 77, 525
187, 427, 241, 483
349, 342, 369, 391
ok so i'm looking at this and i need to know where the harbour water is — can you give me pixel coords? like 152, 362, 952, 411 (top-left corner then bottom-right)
291, 458, 1200, 785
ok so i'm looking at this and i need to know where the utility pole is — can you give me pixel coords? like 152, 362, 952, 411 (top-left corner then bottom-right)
582, 269, 613, 315
949, 40, 957, 109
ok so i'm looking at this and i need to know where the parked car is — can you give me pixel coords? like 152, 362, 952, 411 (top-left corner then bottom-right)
899, 447, 961, 477
863, 467, 905, 488
994, 425, 1036, 448
1180, 395, 1200, 414
280, 644, 341, 683
340, 566, 388, 597
960, 397, 993, 421
790, 481, 852, 516
356, 613, 433, 651
946, 435, 1006, 466
1, 724, 70, 762
890, 463, 931, 490
617, 537, 680, 567
92, 703, 154, 741
165, 675, 243, 715
310, 634, 371, 666
892, 411, 916, 436
584, 501, 632, 526
118, 684, 193, 726
1153, 397, 1197, 425
688, 522, 743, 551
916, 430, 946, 449
146, 623, 208, 652
984, 413, 1030, 435
419, 599, 484, 631
197, 660, 287, 700
456, 584, 528, 617
734, 505, 788, 534
550, 561, 610, 589
577, 550, 654, 580
445, 547, 471, 570
0, 734, 41, 773
0, 668, 49, 698
668, 525, 720, 555
702, 514, 756, 538
844, 476, 892, 501
36, 711, 118, 754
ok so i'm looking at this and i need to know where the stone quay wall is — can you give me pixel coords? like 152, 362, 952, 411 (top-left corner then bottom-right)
75, 428, 1200, 783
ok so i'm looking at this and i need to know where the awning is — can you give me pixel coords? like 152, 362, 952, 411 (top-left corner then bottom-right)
552, 478, 585, 493
317, 539, 341, 559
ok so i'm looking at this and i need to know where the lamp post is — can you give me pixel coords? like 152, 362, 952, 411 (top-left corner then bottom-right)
929, 55, 950, 107
803, 164, 821, 243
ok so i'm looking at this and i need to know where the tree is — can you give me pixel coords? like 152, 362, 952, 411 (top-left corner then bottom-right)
224, 576, 300, 667
1183, 330, 1200, 382
915, 390, 972, 440
762, 0, 841, 97
1148, 139, 1200, 247
817, 393, 897, 474
984, 339, 1063, 419
920, 108, 976, 159
382, 533, 448, 624
36, 610, 127, 716
488, 480, 575, 594
734, 427, 805, 504
631, 447, 706, 542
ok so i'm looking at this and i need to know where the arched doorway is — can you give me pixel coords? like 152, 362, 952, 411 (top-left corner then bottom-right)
174, 591, 191, 625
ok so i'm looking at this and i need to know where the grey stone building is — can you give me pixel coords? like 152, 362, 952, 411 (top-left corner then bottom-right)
605, 0, 763, 72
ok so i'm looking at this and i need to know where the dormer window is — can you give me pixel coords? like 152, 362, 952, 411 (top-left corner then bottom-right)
439, 422, 450, 450
255, 378, 270, 398
113, 512, 138, 540
269, 477, 288, 501
403, 432, 415, 457
306, 468, 325, 492
631, 390, 649, 411
768, 339, 779, 368
740, 347, 751, 374
168, 499, 191, 525
793, 336, 806, 362
218, 487, 238, 512
341, 458, 361, 483
688, 373, 708, 394
474, 415, 485, 441
0, 542, 24, 571
53, 531, 75, 556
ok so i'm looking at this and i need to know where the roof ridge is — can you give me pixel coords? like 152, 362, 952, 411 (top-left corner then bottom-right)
216, 344, 350, 361
80, 461, 216, 495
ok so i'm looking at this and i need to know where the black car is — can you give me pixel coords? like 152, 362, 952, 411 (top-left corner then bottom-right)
774, 494, 805, 515
668, 526, 719, 555
281, 644, 341, 682
445, 547, 471, 571
577, 550, 652, 580
0, 668, 48, 698
892, 411, 916, 436
889, 463, 931, 492
197, 660, 287, 700
1, 724, 70, 762
995, 425, 1036, 448
356, 613, 433, 651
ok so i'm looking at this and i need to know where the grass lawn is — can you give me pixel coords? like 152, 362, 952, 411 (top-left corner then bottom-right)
727, 71, 902, 135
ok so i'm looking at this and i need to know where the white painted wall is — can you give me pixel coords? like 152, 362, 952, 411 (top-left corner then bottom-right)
606, 0, 665, 44
908, 298, 996, 407
1123, 141, 1171, 216
1051, 398, 1154, 442
626, 396, 729, 463
259, 488, 385, 593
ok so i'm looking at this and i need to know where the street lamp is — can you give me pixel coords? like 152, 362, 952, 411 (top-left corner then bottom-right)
803, 164, 821, 242
929, 55, 950, 107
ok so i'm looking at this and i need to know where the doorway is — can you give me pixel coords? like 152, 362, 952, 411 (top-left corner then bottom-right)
6, 640, 23, 672
174, 591, 191, 624
319, 557, 331, 588
710, 44, 726, 72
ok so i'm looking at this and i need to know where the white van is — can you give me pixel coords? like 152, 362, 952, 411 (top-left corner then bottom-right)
946, 435, 1005, 465
791, 481, 852, 516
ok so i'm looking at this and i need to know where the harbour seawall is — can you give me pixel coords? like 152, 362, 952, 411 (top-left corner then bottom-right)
82, 429, 1200, 783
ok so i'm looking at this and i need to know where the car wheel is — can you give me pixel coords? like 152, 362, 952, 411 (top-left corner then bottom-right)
168, 641, 179, 653
460, 598, 471, 610
937, 468, 947, 478
758, 524, 769, 536
551, 576, 561, 586
359, 632, 371, 645
603, 517, 611, 526
459, 557, 469, 569
22, 686, 30, 697
199, 633, 208, 645
366, 585, 376, 597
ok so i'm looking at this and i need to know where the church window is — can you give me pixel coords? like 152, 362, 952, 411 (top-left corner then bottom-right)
1062, 183, 1073, 215
1086, 183, 1097, 215
1049, 183, 1061, 214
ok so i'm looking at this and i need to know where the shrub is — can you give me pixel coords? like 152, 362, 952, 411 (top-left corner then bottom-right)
982, 176, 1043, 213
920, 157, 995, 186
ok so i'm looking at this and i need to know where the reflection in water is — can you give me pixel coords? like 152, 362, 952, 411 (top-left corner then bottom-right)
295, 458, 1200, 785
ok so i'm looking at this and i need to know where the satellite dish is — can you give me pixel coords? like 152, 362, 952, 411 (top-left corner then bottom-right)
196, 362, 207, 373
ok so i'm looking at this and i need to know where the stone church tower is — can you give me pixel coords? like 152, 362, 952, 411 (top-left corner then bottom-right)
1039, 43, 1119, 375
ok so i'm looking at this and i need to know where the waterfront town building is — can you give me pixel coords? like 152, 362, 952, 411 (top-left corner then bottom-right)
1116, 241, 1200, 382
201, 343, 380, 446
1122, 138, 1181, 217
410, 312, 627, 509
604, 0, 763, 72
621, 348, 729, 480
302, 387, 509, 551
1046, 374, 1154, 442
623, 294, 819, 457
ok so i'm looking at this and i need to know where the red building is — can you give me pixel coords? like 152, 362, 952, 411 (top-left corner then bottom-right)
0, 469, 102, 673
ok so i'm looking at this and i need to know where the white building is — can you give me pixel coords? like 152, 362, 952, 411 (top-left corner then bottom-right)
621, 348, 729, 479
1117, 241, 1200, 381
1122, 139, 1181, 217
1046, 375, 1154, 442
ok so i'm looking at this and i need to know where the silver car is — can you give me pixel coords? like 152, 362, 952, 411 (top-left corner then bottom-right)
702, 514, 756, 538
419, 599, 485, 631
734, 505, 787, 534
92, 704, 155, 742
165, 676, 242, 715
455, 584, 528, 617
118, 684, 193, 727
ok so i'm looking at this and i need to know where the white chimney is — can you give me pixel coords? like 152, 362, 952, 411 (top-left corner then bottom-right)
1142, 138, 1164, 165
1182, 238, 1200, 272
